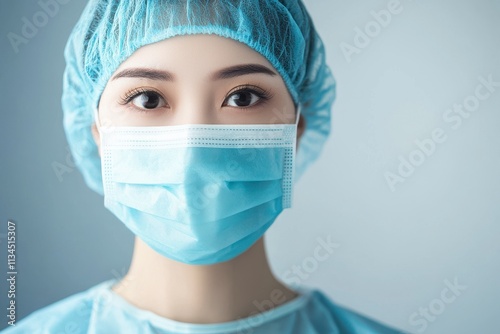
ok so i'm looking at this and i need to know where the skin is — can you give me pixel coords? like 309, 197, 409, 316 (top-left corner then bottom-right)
91, 34, 306, 324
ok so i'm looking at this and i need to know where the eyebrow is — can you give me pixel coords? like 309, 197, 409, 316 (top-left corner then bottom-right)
111, 63, 277, 81
212, 64, 277, 80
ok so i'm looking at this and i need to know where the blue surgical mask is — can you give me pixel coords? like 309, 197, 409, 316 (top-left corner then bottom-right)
95, 106, 300, 265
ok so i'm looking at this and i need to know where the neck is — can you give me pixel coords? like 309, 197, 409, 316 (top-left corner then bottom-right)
111, 236, 299, 324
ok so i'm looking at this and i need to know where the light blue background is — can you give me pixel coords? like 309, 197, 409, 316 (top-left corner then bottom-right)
1, 1, 499, 333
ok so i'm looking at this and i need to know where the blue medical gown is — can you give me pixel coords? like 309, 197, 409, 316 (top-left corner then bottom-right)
1, 279, 404, 333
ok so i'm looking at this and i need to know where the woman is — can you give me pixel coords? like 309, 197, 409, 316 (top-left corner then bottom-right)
2, 1, 404, 333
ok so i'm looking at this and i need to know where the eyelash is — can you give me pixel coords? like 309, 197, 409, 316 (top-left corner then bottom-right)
118, 87, 163, 107
118, 84, 274, 110
224, 84, 274, 108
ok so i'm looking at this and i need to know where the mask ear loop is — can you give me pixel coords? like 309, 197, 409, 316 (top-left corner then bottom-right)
94, 108, 101, 133
294, 103, 302, 127
93, 108, 101, 134
290, 102, 302, 192
92, 108, 105, 154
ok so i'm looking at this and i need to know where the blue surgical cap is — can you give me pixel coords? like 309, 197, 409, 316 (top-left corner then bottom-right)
62, 0, 336, 195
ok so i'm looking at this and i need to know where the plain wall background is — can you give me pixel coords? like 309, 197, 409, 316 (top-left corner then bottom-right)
1, 1, 499, 333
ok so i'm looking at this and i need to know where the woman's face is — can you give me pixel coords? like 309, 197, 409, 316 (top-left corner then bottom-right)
96, 34, 300, 133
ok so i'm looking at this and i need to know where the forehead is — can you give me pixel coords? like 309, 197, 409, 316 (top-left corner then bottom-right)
114, 34, 273, 76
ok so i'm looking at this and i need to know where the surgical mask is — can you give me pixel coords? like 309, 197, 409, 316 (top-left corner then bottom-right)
94, 106, 301, 265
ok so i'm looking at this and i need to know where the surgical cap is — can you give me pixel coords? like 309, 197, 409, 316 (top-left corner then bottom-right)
62, 0, 336, 195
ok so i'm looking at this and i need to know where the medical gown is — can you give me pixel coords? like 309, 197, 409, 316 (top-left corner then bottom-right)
1, 278, 404, 333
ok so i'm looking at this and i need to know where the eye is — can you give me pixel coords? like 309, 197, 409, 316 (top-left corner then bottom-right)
131, 91, 166, 110
225, 91, 259, 107
223, 85, 272, 108
120, 88, 167, 110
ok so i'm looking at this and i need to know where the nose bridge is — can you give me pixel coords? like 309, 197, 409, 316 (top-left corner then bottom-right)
170, 80, 217, 125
